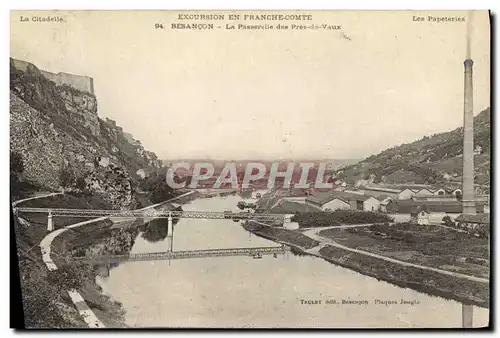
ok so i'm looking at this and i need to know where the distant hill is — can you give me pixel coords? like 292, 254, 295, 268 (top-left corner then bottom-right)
338, 108, 491, 188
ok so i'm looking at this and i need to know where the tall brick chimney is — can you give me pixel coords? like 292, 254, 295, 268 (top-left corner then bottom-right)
461, 12, 475, 329
462, 58, 476, 215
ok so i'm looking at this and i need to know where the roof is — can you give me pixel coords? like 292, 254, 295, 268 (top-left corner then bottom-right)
415, 188, 434, 193
378, 195, 393, 204
305, 191, 336, 205
362, 186, 401, 193
361, 189, 396, 199
455, 213, 490, 224
378, 184, 434, 190
271, 200, 319, 213
306, 191, 369, 206
414, 204, 462, 213
398, 188, 416, 194
387, 200, 485, 214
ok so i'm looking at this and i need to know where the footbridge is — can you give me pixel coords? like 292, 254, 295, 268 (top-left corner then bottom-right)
14, 207, 288, 232
73, 245, 289, 264
15, 207, 286, 221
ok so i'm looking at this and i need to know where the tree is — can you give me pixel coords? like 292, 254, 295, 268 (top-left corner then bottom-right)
11, 151, 24, 174
442, 216, 454, 227
75, 176, 87, 191
141, 219, 169, 243
59, 166, 75, 188
149, 181, 174, 204
10, 151, 25, 198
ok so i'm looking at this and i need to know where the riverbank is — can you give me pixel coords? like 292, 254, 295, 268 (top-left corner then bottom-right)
44, 191, 203, 327
242, 221, 489, 309
13, 190, 201, 328
32, 192, 204, 328
319, 224, 489, 279
13, 192, 130, 328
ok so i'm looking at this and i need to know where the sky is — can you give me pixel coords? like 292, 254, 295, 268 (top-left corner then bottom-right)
10, 10, 490, 160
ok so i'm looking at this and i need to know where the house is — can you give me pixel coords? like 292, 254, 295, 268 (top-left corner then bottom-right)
283, 214, 300, 230
386, 200, 484, 224
397, 188, 415, 200
386, 200, 486, 225
412, 195, 459, 202
379, 196, 393, 212
306, 191, 381, 212
364, 196, 381, 212
412, 208, 430, 225
323, 198, 351, 211
455, 213, 490, 230
410, 205, 457, 225
386, 200, 415, 222
305, 191, 350, 211
358, 186, 400, 198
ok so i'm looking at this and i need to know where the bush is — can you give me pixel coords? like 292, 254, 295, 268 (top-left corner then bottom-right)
10, 151, 25, 198
292, 210, 393, 228
75, 176, 87, 191
47, 263, 89, 290
11, 151, 24, 174
59, 167, 76, 188
149, 181, 175, 204
19, 266, 68, 328
442, 216, 454, 227
141, 218, 169, 243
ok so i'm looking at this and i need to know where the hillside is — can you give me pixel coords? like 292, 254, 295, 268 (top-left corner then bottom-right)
10, 58, 162, 209
338, 108, 491, 188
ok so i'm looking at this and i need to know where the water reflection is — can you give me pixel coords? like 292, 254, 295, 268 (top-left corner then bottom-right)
102, 193, 489, 328
140, 218, 179, 244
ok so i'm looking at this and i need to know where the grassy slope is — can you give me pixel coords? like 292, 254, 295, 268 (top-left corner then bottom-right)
339, 108, 491, 186
13, 192, 127, 328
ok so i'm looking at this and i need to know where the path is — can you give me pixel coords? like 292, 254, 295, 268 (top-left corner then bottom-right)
37, 190, 196, 328
250, 221, 489, 284
12, 191, 64, 207
39, 216, 108, 328
252, 220, 377, 231
298, 223, 380, 231
302, 228, 489, 284
436, 224, 467, 233
12, 190, 105, 327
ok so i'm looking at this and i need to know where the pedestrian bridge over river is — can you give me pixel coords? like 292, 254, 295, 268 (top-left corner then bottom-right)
15, 207, 287, 221
73, 245, 289, 264
15, 206, 293, 255
14, 207, 292, 232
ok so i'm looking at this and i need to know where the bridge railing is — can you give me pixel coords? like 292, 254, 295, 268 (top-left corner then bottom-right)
73, 246, 289, 263
14, 207, 286, 221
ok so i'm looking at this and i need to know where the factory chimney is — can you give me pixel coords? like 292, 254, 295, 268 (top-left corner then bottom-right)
462, 36, 476, 215
461, 12, 475, 329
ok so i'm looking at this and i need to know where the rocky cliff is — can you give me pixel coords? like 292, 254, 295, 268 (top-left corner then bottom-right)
10, 58, 161, 209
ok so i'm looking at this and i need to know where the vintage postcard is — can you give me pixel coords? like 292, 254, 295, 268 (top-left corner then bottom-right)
10, 10, 490, 329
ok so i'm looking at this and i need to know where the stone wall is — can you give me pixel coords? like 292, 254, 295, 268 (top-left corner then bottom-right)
11, 58, 94, 94
10, 58, 164, 209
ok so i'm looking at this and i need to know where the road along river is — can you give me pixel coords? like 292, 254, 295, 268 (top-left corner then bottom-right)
100, 193, 489, 328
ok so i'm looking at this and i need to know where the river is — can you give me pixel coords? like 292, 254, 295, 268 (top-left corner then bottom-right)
101, 192, 489, 328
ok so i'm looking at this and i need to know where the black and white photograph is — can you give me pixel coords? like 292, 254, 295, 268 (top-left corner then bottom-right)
9, 10, 491, 329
